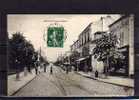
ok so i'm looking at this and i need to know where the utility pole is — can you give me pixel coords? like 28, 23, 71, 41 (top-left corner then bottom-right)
100, 17, 104, 32
100, 15, 112, 32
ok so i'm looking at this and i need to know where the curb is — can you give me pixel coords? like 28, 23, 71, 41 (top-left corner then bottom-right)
76, 72, 134, 88
10, 75, 37, 96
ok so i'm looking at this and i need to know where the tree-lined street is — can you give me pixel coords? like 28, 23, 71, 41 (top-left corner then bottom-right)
7, 15, 134, 97
13, 65, 133, 97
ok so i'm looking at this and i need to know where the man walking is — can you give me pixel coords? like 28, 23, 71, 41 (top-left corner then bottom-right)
44, 63, 46, 72
50, 63, 53, 75
35, 67, 38, 75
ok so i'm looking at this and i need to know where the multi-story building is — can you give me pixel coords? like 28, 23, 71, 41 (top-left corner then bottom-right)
70, 15, 134, 77
74, 23, 93, 72
74, 22, 104, 72
70, 22, 106, 72
109, 15, 134, 76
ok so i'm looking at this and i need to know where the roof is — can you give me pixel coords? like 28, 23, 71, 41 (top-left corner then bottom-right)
109, 15, 129, 27
79, 22, 92, 36
70, 39, 79, 47
71, 22, 92, 47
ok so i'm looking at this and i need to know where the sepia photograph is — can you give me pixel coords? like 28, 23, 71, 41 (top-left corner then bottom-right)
7, 14, 134, 97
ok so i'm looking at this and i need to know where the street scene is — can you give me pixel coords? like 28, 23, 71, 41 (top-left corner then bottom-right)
13, 64, 133, 96
8, 14, 134, 97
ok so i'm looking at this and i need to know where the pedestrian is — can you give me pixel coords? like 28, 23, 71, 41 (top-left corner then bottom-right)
50, 65, 53, 75
38, 66, 41, 74
44, 63, 46, 72
35, 66, 38, 75
95, 70, 98, 78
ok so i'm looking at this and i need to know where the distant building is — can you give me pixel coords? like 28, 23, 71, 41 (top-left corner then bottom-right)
63, 51, 71, 64
64, 51, 73, 71
109, 14, 134, 76
70, 40, 80, 53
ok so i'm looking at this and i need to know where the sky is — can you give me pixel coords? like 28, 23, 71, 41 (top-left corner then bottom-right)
8, 14, 121, 62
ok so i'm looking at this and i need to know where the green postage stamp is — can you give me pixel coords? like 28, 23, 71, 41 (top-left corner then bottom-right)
47, 26, 64, 47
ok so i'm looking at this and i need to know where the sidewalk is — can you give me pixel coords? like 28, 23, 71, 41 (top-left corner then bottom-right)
77, 71, 134, 88
8, 69, 37, 96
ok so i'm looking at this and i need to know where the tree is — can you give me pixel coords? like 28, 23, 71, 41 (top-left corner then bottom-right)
9, 32, 38, 74
92, 32, 124, 75
24, 40, 35, 72
9, 33, 26, 72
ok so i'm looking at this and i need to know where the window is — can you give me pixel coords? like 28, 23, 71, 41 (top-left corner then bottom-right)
86, 33, 88, 42
82, 35, 83, 45
83, 34, 84, 44
120, 32, 124, 46
84, 34, 86, 43
78, 41, 79, 48
79, 38, 81, 47
85, 34, 87, 43
88, 33, 90, 41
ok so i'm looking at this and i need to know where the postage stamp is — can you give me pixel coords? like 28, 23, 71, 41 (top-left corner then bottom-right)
47, 26, 64, 47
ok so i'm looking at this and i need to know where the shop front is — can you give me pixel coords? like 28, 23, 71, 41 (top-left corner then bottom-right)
109, 45, 129, 76
76, 56, 92, 72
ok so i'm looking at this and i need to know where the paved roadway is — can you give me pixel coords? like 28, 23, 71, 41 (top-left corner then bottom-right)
13, 65, 133, 97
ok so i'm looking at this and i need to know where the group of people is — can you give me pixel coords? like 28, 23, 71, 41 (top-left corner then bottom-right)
34, 62, 73, 75
34, 62, 53, 75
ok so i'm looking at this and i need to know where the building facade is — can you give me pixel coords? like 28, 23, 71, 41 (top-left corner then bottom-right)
76, 23, 92, 72
70, 15, 134, 77
70, 22, 104, 72
109, 15, 134, 76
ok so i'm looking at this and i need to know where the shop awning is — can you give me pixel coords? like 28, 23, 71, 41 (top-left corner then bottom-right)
76, 57, 86, 62
76, 56, 89, 62
63, 62, 70, 65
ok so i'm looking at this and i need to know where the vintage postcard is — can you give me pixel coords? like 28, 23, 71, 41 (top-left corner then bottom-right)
7, 14, 134, 97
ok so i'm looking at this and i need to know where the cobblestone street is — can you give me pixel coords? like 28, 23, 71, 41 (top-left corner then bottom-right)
13, 65, 133, 97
